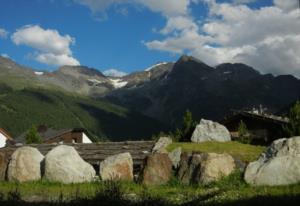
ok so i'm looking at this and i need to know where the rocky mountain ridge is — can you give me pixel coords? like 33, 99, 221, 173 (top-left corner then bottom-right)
1, 55, 300, 128
0, 56, 174, 96
106, 55, 300, 126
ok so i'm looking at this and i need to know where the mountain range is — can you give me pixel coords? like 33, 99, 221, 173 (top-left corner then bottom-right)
0, 55, 299, 140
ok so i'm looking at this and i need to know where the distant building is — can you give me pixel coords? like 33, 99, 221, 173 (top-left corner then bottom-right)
0, 128, 15, 148
221, 110, 289, 144
16, 126, 93, 144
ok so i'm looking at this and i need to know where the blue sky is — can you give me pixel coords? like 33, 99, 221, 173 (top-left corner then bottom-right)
0, 0, 299, 77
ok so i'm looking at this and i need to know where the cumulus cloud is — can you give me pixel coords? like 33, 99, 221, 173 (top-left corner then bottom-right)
11, 25, 79, 66
74, 0, 300, 77
145, 0, 300, 77
137, 0, 191, 17
103, 68, 128, 77
1, 53, 10, 58
274, 0, 299, 12
73, 0, 125, 19
35, 53, 80, 66
73, 0, 192, 18
160, 16, 198, 34
232, 0, 256, 4
0, 28, 8, 39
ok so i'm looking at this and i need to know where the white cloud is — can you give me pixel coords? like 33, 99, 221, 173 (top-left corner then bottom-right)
103, 68, 128, 77
11, 25, 79, 66
145, 0, 300, 77
0, 53, 10, 58
160, 16, 198, 34
73, 0, 125, 19
274, 0, 299, 12
232, 0, 256, 4
137, 0, 191, 17
73, 0, 192, 18
73, 0, 300, 77
0, 28, 8, 39
35, 53, 80, 66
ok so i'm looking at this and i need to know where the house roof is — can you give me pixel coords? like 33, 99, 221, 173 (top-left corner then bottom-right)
221, 110, 289, 125
16, 127, 87, 143
0, 128, 13, 140
41, 128, 86, 141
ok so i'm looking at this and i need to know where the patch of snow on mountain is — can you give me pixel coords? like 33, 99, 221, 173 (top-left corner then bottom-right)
34, 71, 44, 76
110, 78, 128, 89
103, 69, 127, 77
88, 79, 104, 84
223, 71, 232, 74
145, 62, 168, 72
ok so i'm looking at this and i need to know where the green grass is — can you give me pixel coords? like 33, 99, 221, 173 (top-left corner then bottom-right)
167, 141, 266, 162
0, 173, 299, 205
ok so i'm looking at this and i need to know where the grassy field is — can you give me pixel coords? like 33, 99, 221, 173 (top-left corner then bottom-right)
0, 172, 299, 205
167, 141, 266, 162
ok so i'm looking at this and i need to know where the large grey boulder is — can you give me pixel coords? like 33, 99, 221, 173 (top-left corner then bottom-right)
100, 152, 133, 181
178, 152, 235, 184
191, 119, 231, 143
168, 147, 182, 169
152, 137, 172, 153
244, 136, 300, 186
44, 145, 95, 184
7, 147, 44, 182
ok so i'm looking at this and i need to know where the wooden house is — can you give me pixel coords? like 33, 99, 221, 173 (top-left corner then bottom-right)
16, 126, 93, 144
221, 111, 289, 144
0, 128, 14, 148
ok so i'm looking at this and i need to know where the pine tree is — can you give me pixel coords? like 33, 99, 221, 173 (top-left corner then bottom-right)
25, 125, 42, 144
238, 120, 250, 144
176, 110, 197, 142
284, 101, 300, 137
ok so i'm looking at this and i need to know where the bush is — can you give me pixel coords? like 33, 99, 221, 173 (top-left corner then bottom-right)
25, 125, 42, 144
238, 120, 251, 144
283, 101, 300, 137
175, 110, 197, 142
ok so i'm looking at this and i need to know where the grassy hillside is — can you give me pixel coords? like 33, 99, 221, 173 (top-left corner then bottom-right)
0, 84, 165, 141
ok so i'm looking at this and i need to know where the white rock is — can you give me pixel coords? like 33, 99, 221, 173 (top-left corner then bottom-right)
7, 146, 44, 182
168, 147, 182, 168
191, 119, 231, 143
152, 137, 172, 153
100, 152, 133, 181
244, 136, 300, 186
44, 145, 95, 184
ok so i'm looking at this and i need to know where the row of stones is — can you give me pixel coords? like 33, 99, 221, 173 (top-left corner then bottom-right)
154, 136, 300, 186
2, 135, 300, 186
0, 143, 236, 185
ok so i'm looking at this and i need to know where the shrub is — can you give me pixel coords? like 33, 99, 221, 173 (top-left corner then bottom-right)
175, 110, 197, 142
238, 120, 251, 144
283, 101, 300, 137
25, 125, 42, 144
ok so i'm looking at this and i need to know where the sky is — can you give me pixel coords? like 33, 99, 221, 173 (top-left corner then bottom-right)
0, 0, 300, 77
